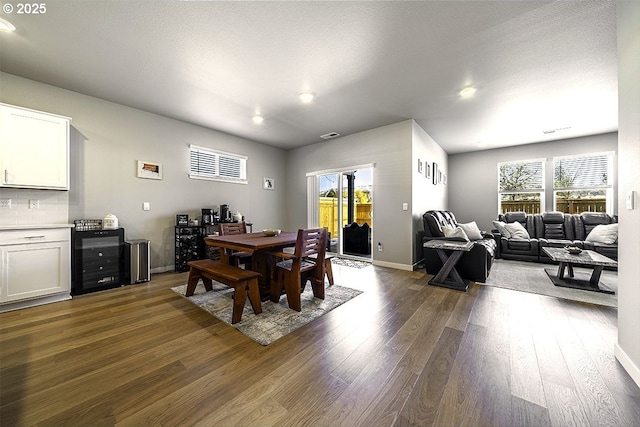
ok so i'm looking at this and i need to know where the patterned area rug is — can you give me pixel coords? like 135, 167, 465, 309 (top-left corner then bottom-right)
172, 282, 363, 345
482, 259, 618, 307
331, 257, 372, 269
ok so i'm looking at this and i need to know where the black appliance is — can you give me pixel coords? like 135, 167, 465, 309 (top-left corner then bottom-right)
72, 228, 125, 295
219, 204, 231, 222
201, 208, 214, 225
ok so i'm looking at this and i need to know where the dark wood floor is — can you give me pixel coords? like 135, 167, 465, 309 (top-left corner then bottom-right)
1, 263, 639, 426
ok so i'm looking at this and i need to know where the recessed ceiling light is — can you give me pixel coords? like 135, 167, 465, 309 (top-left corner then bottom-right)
320, 132, 340, 140
298, 92, 315, 103
252, 115, 264, 125
459, 86, 477, 98
0, 17, 16, 32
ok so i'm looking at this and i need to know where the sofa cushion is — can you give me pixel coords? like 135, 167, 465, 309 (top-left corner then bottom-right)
459, 221, 483, 240
492, 220, 511, 238
585, 223, 618, 244
504, 221, 530, 240
423, 211, 457, 237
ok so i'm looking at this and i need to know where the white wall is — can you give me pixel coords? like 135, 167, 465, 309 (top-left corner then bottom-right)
0, 72, 288, 271
286, 119, 448, 269
615, 0, 640, 387
412, 121, 448, 262
447, 133, 618, 231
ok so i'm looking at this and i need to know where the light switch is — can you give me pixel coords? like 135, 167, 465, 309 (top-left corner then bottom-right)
626, 191, 635, 210
402, 203, 408, 211
143, 202, 150, 211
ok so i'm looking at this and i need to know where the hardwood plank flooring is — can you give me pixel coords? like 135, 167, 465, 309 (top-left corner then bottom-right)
1, 263, 639, 426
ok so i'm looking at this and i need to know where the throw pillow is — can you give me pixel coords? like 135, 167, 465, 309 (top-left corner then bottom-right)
459, 221, 484, 240
504, 221, 530, 240
442, 225, 470, 241
492, 220, 511, 238
585, 223, 618, 244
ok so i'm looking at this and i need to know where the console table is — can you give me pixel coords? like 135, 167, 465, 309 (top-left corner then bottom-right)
423, 240, 474, 292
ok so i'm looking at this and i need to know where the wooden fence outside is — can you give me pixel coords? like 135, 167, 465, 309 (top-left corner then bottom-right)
500, 198, 606, 215
319, 197, 372, 237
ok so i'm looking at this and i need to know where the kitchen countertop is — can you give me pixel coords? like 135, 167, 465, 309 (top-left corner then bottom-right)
0, 224, 74, 231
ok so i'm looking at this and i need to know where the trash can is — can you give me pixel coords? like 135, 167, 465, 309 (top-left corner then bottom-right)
125, 239, 150, 283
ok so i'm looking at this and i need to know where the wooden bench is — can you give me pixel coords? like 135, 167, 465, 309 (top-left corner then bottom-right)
186, 259, 262, 324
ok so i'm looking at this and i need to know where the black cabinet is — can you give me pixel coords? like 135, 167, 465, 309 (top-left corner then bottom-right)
175, 226, 206, 272
72, 228, 125, 295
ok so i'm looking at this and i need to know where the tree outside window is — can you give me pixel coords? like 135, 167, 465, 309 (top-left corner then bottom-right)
554, 153, 612, 214
498, 160, 544, 214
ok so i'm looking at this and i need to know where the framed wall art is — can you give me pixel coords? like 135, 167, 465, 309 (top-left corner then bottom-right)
432, 162, 438, 185
137, 160, 162, 180
263, 177, 275, 190
418, 159, 423, 174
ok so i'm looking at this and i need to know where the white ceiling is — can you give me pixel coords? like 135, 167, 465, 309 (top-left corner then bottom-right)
0, 1, 618, 153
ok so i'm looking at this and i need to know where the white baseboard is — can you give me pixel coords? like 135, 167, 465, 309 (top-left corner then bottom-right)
372, 260, 414, 271
0, 292, 71, 313
615, 342, 640, 388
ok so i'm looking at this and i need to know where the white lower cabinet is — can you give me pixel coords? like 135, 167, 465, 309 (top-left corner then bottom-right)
0, 228, 71, 310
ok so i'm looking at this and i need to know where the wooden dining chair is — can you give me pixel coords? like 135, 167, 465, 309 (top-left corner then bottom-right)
269, 227, 328, 311
218, 222, 252, 269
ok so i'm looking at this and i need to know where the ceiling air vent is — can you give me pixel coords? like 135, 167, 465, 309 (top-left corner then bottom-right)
320, 132, 340, 140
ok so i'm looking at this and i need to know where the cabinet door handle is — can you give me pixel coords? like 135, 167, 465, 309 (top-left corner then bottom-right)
25, 235, 46, 239
3, 170, 7, 184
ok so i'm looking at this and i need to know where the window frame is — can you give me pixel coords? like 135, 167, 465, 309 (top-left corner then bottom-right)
189, 144, 248, 184
552, 151, 614, 214
497, 158, 545, 215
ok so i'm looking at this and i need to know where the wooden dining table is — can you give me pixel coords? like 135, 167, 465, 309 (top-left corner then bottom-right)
204, 231, 297, 300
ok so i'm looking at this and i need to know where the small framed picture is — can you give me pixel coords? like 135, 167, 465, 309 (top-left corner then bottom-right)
432, 162, 438, 185
418, 159, 423, 174
176, 214, 189, 226
137, 160, 162, 180
263, 177, 275, 190
443, 174, 447, 185
426, 162, 431, 179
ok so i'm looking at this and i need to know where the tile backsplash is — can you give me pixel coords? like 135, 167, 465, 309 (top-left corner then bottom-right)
0, 188, 69, 226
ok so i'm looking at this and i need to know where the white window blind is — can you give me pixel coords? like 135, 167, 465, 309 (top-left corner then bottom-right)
554, 153, 612, 190
498, 160, 544, 192
189, 145, 247, 184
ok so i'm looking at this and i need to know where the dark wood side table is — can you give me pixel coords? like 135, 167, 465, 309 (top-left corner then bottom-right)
423, 240, 474, 292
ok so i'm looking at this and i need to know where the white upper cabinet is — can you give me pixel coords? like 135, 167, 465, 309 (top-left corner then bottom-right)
0, 103, 71, 190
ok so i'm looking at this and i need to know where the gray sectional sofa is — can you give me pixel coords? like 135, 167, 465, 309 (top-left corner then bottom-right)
493, 211, 618, 263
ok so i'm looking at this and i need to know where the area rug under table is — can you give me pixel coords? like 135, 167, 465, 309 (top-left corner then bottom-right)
482, 259, 618, 307
172, 282, 363, 345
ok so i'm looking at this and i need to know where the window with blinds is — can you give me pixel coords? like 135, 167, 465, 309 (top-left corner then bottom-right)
553, 152, 613, 214
189, 145, 247, 184
497, 159, 545, 214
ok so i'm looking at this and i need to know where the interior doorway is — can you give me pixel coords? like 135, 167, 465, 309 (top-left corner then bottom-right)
314, 167, 373, 260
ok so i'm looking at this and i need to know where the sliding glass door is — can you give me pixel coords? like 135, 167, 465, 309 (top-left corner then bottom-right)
315, 167, 373, 259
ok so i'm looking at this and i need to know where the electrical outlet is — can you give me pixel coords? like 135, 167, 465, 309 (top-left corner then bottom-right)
29, 199, 40, 209
377, 242, 383, 252
0, 199, 11, 209
143, 202, 150, 211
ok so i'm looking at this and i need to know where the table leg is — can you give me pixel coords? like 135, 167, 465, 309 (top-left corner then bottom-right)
429, 249, 468, 291
557, 262, 566, 279
589, 265, 604, 286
